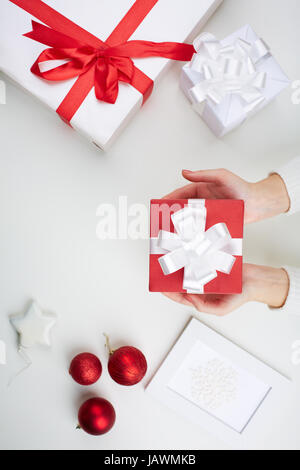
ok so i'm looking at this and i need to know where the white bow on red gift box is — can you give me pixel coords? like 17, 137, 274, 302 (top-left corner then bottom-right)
155, 201, 238, 293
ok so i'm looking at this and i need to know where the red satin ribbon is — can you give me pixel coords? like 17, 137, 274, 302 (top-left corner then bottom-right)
10, 0, 195, 123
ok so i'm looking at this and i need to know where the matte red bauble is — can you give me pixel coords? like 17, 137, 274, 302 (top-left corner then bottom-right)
78, 397, 116, 436
69, 353, 102, 386
105, 335, 147, 386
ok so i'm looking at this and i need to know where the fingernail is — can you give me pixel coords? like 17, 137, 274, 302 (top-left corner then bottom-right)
182, 169, 193, 173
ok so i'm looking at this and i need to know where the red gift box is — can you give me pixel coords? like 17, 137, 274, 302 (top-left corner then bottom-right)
149, 199, 244, 294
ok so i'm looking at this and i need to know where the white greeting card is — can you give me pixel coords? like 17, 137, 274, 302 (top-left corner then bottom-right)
147, 318, 290, 449
168, 341, 270, 433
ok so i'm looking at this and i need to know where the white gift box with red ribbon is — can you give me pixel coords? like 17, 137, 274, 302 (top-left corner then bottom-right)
0, 0, 223, 150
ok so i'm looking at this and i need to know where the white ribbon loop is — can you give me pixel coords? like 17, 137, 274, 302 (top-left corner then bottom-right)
188, 33, 270, 115
157, 203, 236, 293
157, 231, 182, 252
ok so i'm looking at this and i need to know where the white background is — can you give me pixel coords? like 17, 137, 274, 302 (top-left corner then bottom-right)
0, 0, 300, 450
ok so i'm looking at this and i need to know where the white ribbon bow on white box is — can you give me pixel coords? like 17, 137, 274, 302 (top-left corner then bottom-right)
155, 201, 237, 293
188, 32, 270, 115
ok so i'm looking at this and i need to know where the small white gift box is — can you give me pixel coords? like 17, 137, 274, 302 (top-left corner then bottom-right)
0, 0, 223, 150
180, 25, 290, 137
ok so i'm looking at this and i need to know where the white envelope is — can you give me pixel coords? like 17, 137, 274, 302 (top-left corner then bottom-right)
147, 318, 291, 449
0, 0, 223, 150
180, 24, 290, 137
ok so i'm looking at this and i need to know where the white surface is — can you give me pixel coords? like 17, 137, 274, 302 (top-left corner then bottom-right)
0, 0, 221, 149
147, 319, 289, 447
0, 0, 299, 451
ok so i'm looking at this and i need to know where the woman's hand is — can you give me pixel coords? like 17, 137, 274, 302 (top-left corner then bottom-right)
164, 169, 290, 224
163, 264, 290, 316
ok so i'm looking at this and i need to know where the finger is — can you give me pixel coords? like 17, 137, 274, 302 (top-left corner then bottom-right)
162, 292, 193, 307
185, 294, 229, 316
163, 183, 199, 200
185, 294, 215, 314
182, 169, 228, 184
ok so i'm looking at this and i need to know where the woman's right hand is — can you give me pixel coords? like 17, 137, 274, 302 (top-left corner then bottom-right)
164, 169, 290, 224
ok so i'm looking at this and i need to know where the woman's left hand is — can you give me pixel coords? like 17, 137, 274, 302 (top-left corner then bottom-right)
163, 264, 289, 316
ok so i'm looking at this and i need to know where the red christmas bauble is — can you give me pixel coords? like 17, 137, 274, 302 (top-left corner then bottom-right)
78, 398, 116, 436
108, 346, 147, 386
69, 353, 102, 386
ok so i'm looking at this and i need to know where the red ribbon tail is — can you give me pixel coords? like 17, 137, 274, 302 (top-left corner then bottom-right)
24, 20, 83, 49
108, 41, 195, 61
95, 60, 119, 104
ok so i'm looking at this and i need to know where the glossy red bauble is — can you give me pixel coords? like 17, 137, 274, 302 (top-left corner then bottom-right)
69, 353, 102, 386
78, 397, 116, 436
108, 346, 147, 386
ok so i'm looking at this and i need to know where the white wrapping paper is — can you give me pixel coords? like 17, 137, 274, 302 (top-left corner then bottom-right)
180, 25, 290, 137
0, 0, 223, 149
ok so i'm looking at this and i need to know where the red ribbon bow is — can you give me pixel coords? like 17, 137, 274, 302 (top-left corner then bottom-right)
10, 0, 195, 123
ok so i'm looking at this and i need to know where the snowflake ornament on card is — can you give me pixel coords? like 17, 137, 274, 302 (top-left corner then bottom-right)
190, 358, 238, 411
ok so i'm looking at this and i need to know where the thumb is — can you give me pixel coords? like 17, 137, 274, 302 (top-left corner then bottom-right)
182, 169, 228, 184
